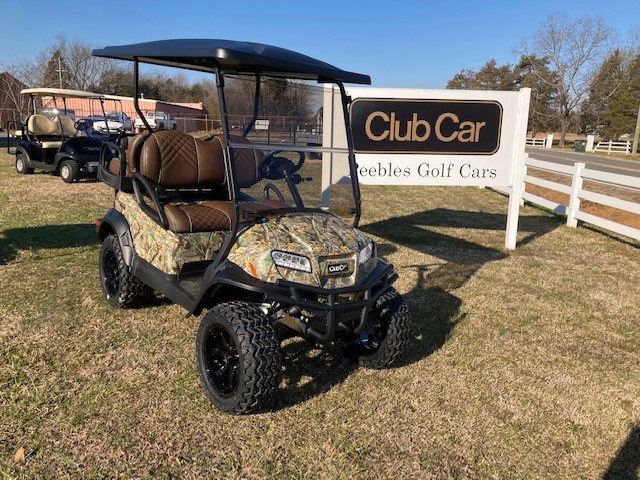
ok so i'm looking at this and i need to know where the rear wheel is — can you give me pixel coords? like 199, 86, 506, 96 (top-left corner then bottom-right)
60, 159, 79, 183
196, 302, 282, 414
16, 153, 34, 174
99, 234, 147, 307
349, 287, 412, 369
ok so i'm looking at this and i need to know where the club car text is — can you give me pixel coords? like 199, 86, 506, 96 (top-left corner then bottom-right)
350, 98, 503, 155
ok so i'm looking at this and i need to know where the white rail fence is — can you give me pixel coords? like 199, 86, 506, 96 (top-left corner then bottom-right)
525, 138, 545, 146
495, 156, 640, 242
593, 140, 632, 155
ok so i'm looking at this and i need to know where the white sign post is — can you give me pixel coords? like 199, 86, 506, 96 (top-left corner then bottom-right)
322, 87, 531, 249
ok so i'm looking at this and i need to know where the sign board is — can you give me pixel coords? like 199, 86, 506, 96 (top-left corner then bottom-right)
321, 86, 531, 249
255, 119, 270, 130
351, 98, 503, 155
330, 87, 530, 187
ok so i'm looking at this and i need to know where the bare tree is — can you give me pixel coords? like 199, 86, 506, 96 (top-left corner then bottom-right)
35, 34, 114, 91
516, 14, 613, 145
65, 38, 114, 91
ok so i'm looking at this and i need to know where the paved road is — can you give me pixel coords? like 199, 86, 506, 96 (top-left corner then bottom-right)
525, 146, 640, 180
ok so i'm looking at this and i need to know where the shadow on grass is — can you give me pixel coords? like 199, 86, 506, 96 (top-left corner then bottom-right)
604, 424, 640, 479
0, 223, 98, 265
275, 343, 356, 410
273, 209, 560, 409
361, 209, 560, 366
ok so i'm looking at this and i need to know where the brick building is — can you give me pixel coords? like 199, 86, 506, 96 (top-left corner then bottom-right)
54, 94, 210, 132
0, 72, 28, 129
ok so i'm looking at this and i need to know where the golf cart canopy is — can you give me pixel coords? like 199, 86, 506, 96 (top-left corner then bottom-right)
92, 39, 371, 84
21, 88, 104, 99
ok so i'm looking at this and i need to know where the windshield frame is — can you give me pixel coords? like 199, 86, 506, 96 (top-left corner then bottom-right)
216, 71, 362, 227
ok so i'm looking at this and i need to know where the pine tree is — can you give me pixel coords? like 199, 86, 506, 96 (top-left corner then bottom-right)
42, 50, 72, 88
603, 53, 640, 140
446, 59, 515, 91
582, 50, 626, 135
514, 55, 560, 135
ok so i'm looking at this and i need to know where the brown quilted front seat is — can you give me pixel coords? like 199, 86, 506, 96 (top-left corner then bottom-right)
131, 130, 233, 233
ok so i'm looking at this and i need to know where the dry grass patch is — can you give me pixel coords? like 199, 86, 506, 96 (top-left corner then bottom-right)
0, 151, 638, 478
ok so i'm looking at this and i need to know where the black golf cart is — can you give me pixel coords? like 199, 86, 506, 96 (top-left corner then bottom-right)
93, 39, 412, 414
10, 88, 108, 183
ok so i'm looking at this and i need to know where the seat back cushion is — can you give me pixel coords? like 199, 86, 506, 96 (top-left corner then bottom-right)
134, 130, 226, 188
58, 115, 77, 136
28, 115, 60, 136
226, 135, 263, 188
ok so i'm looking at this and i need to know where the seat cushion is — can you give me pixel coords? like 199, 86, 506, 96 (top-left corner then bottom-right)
28, 115, 60, 136
227, 135, 263, 187
164, 200, 234, 233
58, 115, 77, 136
137, 130, 226, 188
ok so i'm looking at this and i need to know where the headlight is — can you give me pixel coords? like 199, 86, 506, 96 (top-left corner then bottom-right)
271, 250, 312, 273
358, 240, 374, 265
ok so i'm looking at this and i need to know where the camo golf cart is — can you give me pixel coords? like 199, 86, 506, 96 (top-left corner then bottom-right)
10, 88, 109, 182
93, 39, 412, 414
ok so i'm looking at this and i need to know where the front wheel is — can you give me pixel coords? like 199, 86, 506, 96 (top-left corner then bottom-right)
59, 159, 79, 183
196, 302, 282, 414
16, 153, 34, 174
98, 234, 147, 307
349, 287, 412, 369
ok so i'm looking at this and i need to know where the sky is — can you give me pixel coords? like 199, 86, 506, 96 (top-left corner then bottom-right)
1, 0, 639, 89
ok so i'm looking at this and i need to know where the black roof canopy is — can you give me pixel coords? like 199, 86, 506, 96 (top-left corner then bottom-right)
92, 39, 371, 84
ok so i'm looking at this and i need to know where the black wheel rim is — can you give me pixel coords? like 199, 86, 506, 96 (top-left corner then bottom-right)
102, 249, 119, 297
363, 313, 389, 354
203, 325, 241, 398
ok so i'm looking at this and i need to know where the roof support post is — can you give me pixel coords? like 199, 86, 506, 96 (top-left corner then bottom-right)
133, 58, 152, 132
336, 82, 362, 227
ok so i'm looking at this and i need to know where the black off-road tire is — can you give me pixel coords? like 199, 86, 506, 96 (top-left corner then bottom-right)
98, 234, 147, 308
16, 152, 34, 174
60, 159, 80, 183
196, 302, 282, 414
351, 287, 412, 369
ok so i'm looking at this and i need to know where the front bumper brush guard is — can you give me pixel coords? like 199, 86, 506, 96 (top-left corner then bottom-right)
265, 263, 398, 342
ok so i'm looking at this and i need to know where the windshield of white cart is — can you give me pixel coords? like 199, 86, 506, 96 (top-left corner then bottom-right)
223, 75, 356, 218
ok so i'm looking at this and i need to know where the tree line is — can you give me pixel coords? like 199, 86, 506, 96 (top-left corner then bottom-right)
1, 35, 315, 124
446, 14, 640, 145
3, 18, 638, 143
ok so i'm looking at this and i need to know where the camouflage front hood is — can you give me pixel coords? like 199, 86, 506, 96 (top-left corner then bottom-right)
228, 212, 377, 288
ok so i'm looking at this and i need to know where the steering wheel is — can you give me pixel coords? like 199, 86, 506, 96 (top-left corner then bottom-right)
258, 150, 305, 180
74, 118, 93, 132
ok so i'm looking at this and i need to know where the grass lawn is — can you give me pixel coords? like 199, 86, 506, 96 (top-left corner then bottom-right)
0, 150, 638, 479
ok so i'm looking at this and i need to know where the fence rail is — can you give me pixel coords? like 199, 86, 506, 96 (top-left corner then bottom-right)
495, 156, 640, 242
593, 140, 631, 155
525, 138, 545, 146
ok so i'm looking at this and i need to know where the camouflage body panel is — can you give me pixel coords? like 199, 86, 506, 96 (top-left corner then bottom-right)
228, 212, 377, 288
115, 192, 227, 275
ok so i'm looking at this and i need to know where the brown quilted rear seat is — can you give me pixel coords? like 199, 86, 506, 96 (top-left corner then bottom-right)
112, 132, 262, 182
131, 130, 232, 233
